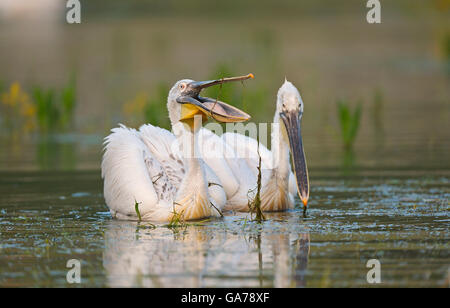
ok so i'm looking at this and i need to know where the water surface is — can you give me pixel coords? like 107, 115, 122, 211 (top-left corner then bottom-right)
1, 169, 448, 287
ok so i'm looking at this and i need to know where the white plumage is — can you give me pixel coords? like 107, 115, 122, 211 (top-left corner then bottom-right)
221, 131, 297, 212
198, 127, 258, 210
203, 80, 308, 212
101, 76, 253, 222
102, 123, 226, 222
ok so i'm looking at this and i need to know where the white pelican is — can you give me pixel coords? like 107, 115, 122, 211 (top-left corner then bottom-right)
204, 80, 309, 213
101, 74, 253, 222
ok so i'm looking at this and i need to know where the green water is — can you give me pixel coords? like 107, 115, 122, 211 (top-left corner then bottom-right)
0, 168, 448, 287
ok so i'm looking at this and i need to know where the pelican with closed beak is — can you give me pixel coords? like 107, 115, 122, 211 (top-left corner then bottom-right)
101, 74, 253, 222
208, 79, 309, 213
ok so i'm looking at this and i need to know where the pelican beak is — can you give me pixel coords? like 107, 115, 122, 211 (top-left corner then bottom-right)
280, 110, 309, 211
176, 73, 253, 123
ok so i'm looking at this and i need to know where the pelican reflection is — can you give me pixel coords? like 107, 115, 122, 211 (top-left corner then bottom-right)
102, 220, 310, 287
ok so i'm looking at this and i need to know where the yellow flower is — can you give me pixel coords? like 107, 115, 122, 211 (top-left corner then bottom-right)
21, 101, 36, 118
0, 82, 37, 134
3, 82, 20, 106
10, 83, 20, 105
1, 82, 28, 108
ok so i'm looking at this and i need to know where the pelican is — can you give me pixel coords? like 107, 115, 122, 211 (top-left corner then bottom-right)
101, 74, 253, 222
203, 79, 309, 213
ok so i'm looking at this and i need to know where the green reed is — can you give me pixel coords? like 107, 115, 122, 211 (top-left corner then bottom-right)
337, 99, 362, 150
32, 77, 77, 133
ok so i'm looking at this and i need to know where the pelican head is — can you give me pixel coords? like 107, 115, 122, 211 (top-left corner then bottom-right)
167, 74, 253, 128
277, 79, 309, 209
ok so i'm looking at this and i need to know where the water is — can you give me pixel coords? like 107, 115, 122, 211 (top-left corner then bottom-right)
0, 1, 448, 288
1, 169, 448, 287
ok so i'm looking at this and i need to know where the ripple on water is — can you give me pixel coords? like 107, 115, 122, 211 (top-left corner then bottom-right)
0, 172, 448, 287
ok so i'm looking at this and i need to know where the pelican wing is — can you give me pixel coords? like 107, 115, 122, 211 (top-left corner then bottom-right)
139, 124, 185, 193
140, 124, 227, 209
102, 124, 187, 220
102, 125, 163, 219
102, 124, 227, 221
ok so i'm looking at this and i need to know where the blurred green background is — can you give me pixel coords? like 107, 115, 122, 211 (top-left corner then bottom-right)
0, 0, 448, 171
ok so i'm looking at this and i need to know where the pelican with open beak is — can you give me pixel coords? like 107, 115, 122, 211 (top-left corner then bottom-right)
101, 74, 254, 222
176, 74, 253, 125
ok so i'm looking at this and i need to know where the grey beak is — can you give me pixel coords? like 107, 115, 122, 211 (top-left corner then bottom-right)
280, 110, 309, 211
176, 73, 254, 123
188, 73, 254, 90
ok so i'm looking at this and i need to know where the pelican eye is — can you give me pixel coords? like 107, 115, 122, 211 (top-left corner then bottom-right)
179, 83, 186, 90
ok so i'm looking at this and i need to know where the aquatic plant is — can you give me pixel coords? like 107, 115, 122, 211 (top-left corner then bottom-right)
167, 205, 187, 229
32, 78, 77, 133
135, 200, 142, 221
0, 78, 76, 136
337, 99, 362, 150
134, 205, 157, 231
247, 136, 266, 223
0, 82, 36, 135
60, 77, 77, 129
134, 199, 214, 232
33, 87, 58, 132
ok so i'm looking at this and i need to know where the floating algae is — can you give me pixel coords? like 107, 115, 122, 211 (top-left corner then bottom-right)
247, 135, 265, 223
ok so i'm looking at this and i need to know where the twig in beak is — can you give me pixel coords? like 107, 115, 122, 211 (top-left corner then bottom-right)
209, 81, 222, 119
